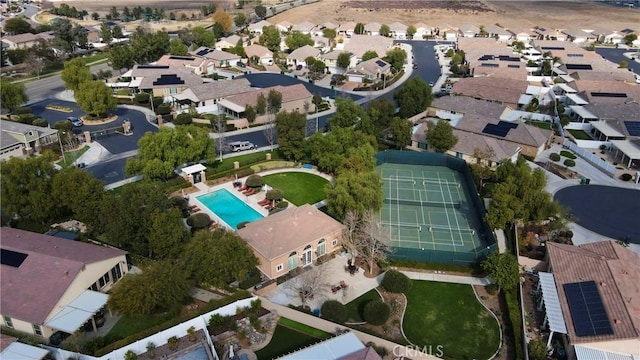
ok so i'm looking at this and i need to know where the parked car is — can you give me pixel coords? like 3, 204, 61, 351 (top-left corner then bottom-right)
229, 141, 257, 152
296, 64, 303, 71
236, 61, 246, 68
67, 116, 83, 127
413, 64, 418, 69
49, 331, 70, 346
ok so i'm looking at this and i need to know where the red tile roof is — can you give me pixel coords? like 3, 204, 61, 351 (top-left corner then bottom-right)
1, 228, 126, 324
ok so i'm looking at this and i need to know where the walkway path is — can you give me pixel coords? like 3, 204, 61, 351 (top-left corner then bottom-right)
260, 298, 441, 359
401, 271, 492, 285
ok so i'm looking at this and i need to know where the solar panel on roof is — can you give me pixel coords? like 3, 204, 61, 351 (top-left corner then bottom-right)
498, 55, 520, 62
624, 121, 640, 136
541, 46, 565, 50
480, 63, 499, 67
590, 92, 627, 98
563, 281, 613, 337
375, 60, 387, 67
567, 53, 584, 57
169, 56, 195, 61
566, 64, 593, 70
1, 249, 28, 268
478, 55, 494, 61
482, 121, 519, 137
153, 74, 185, 86
196, 48, 213, 56
508, 64, 520, 68
137, 65, 170, 69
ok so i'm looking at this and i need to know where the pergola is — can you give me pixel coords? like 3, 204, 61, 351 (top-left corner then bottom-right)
181, 164, 207, 184
45, 290, 108, 333
610, 140, 640, 169
537, 272, 568, 349
590, 121, 626, 141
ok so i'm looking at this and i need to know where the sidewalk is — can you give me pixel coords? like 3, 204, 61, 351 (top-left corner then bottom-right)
75, 141, 111, 166
260, 298, 442, 359
402, 270, 492, 285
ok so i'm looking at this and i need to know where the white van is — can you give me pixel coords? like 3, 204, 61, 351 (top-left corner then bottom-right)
229, 141, 257, 152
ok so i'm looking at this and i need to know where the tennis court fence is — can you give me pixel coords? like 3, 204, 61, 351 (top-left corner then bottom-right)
391, 243, 498, 265
384, 197, 460, 209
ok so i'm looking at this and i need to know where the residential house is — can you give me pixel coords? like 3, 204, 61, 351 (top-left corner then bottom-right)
276, 20, 293, 33
244, 44, 274, 65
458, 24, 480, 38
345, 57, 391, 84
194, 48, 242, 68
534, 27, 567, 41
413, 23, 434, 39
457, 37, 527, 80
155, 54, 215, 75
311, 34, 330, 53
292, 21, 315, 34
450, 77, 529, 108
126, 65, 203, 97
237, 204, 343, 279
337, 21, 356, 37
218, 84, 313, 118
1, 32, 41, 49
591, 29, 624, 44
343, 34, 394, 62
320, 50, 355, 74
286, 45, 320, 67
84, 26, 100, 43
364, 22, 381, 36
0, 120, 59, 161
562, 28, 597, 43
314, 22, 338, 37
1, 334, 49, 359
0, 228, 128, 339
215, 35, 243, 50
389, 22, 407, 39
508, 27, 537, 42
278, 332, 383, 360
540, 241, 640, 359
248, 20, 272, 35
171, 78, 253, 110
484, 24, 512, 42
437, 24, 458, 40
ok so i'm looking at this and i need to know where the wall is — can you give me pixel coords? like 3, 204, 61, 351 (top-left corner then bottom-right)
0, 316, 40, 337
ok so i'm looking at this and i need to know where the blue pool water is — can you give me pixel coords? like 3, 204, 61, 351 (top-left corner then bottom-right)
173, 346, 208, 360
197, 189, 264, 229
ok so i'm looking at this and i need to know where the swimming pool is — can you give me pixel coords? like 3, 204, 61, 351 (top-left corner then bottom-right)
173, 345, 209, 360
197, 189, 264, 229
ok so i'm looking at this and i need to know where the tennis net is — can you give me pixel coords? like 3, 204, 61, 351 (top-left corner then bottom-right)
384, 176, 461, 188
385, 197, 460, 209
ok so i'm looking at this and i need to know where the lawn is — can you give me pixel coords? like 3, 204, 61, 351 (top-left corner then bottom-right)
525, 120, 552, 130
345, 289, 382, 322
56, 145, 89, 169
254, 318, 331, 360
105, 312, 176, 343
207, 151, 283, 174
567, 129, 593, 140
560, 150, 577, 159
262, 172, 330, 206
403, 281, 500, 360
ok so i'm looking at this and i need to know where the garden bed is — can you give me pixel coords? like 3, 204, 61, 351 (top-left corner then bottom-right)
346, 287, 407, 344
46, 104, 73, 113
567, 129, 592, 140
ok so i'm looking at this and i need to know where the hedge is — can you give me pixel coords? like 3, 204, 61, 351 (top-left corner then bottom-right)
549, 153, 561, 162
321, 300, 347, 323
245, 174, 264, 187
560, 150, 577, 159
563, 159, 576, 167
381, 270, 412, 293
187, 213, 211, 229
620, 173, 632, 181
363, 300, 390, 325
134, 93, 150, 104
174, 113, 193, 125
155, 103, 171, 115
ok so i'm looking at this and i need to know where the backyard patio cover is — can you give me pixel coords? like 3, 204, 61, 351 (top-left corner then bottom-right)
591, 121, 625, 138
569, 105, 597, 119
538, 272, 568, 334
181, 164, 206, 175
610, 140, 640, 164
44, 290, 108, 333
1, 342, 49, 360
574, 345, 635, 360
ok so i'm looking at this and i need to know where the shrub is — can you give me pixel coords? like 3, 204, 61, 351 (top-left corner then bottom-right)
245, 174, 264, 187
599, 144, 607, 150
381, 269, 412, 293
174, 113, 193, 125
565, 230, 573, 239
124, 350, 138, 360
14, 107, 32, 115
31, 118, 49, 127
187, 213, 211, 229
170, 196, 188, 210
134, 93, 150, 104
237, 221, 250, 229
620, 173, 632, 181
321, 300, 347, 323
363, 300, 390, 325
276, 201, 288, 209
265, 188, 284, 201
560, 150, 577, 159
563, 159, 575, 167
18, 113, 38, 124
53, 119, 73, 131
209, 313, 225, 328
156, 103, 172, 115
549, 153, 561, 162
486, 284, 498, 295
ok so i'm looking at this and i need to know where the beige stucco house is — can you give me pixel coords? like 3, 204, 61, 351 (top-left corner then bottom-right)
237, 204, 344, 279
0, 120, 59, 161
0, 228, 128, 340
218, 83, 313, 118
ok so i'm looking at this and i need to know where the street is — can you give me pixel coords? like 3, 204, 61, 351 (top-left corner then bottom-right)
25, 62, 112, 103
595, 47, 640, 76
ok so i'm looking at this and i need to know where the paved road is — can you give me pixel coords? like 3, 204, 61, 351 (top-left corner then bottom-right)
25, 62, 112, 103
595, 47, 640, 76
0, 4, 39, 26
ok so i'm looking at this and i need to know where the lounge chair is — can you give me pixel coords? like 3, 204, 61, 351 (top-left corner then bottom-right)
340, 281, 348, 289
243, 188, 255, 196
237, 184, 247, 192
264, 205, 274, 210
258, 198, 271, 206
331, 285, 342, 294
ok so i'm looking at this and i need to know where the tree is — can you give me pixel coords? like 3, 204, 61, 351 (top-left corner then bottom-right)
267, 89, 283, 114
259, 25, 281, 52
354, 23, 365, 35
148, 208, 188, 259
169, 38, 188, 55
52, 168, 104, 223
255, 5, 267, 19
330, 97, 367, 129
326, 171, 383, 221
361, 50, 379, 62
623, 33, 637, 46
363, 300, 390, 325
110, 6, 120, 19
469, 147, 496, 190
233, 38, 246, 57
321, 300, 347, 323
71, 24, 88, 50
381, 270, 412, 293
285, 267, 329, 304
256, 93, 267, 115
109, 45, 135, 72
425, 120, 457, 153
75, 81, 116, 117
322, 28, 337, 46
3, 17, 33, 35
388, 116, 412, 149
245, 104, 256, 123
108, 261, 192, 316
51, 18, 74, 52
379, 24, 391, 37
481, 252, 519, 292
357, 209, 392, 274
528, 338, 548, 360
383, 47, 406, 72
306, 127, 376, 174
112, 25, 124, 39
212, 8, 232, 32
619, 60, 628, 68
190, 26, 216, 47
306, 58, 326, 80
91, 12, 99, 20
181, 230, 259, 286
61, 58, 92, 92
0, 80, 28, 113
0, 153, 60, 224
285, 31, 313, 51
394, 77, 433, 118
276, 110, 306, 161
130, 29, 170, 64
407, 25, 417, 39
100, 22, 112, 44
6, 48, 28, 65
336, 52, 351, 69
234, 13, 247, 28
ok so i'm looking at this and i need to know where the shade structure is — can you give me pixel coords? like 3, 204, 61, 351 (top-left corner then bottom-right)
44, 290, 108, 333
538, 272, 568, 334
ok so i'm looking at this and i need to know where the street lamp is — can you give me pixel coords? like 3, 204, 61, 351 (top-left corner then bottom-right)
58, 132, 66, 166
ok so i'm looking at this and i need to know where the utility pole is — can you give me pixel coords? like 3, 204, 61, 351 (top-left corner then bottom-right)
58, 133, 66, 166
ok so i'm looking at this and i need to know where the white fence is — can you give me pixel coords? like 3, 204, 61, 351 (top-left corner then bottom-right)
563, 139, 617, 177
43, 297, 258, 360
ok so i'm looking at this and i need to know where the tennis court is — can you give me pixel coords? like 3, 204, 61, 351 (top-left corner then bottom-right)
374, 150, 501, 265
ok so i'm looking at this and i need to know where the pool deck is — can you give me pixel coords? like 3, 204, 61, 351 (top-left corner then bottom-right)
187, 167, 333, 230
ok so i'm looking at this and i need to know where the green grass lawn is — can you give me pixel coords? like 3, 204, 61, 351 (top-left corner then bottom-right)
262, 172, 330, 206
560, 150, 577, 159
345, 289, 382, 322
403, 281, 500, 360
525, 120, 552, 130
56, 145, 89, 169
255, 318, 330, 360
567, 129, 593, 140
105, 312, 176, 343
